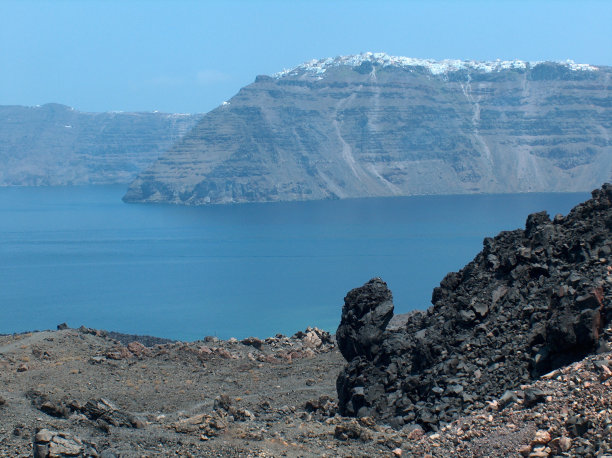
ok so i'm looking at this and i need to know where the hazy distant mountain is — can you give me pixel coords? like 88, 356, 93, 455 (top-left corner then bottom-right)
0, 103, 201, 186
124, 53, 612, 205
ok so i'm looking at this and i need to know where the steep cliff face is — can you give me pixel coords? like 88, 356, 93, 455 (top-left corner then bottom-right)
124, 53, 612, 205
336, 184, 612, 430
0, 103, 201, 186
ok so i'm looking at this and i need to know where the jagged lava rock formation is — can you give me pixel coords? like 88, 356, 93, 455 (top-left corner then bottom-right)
336, 184, 612, 430
125, 53, 611, 205
0, 103, 201, 186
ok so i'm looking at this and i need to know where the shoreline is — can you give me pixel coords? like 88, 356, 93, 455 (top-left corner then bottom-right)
0, 311, 416, 347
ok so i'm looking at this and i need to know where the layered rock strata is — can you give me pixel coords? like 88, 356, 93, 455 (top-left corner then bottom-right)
0, 103, 201, 186
336, 184, 612, 430
125, 53, 612, 205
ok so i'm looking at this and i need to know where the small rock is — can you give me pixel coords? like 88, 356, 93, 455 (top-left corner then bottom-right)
447, 384, 463, 395
359, 416, 376, 428
498, 390, 518, 409
245, 430, 264, 441
392, 448, 402, 456
459, 309, 476, 322
518, 444, 532, 457
17, 363, 28, 372
524, 388, 547, 407
127, 341, 146, 357
547, 437, 569, 455
531, 430, 551, 445
595, 360, 612, 378
132, 418, 146, 429
558, 436, 571, 452
304, 395, 338, 418
241, 337, 263, 350
301, 328, 323, 349
81, 398, 138, 428
528, 446, 549, 457
33, 429, 86, 457
40, 400, 68, 418
472, 301, 489, 318
214, 348, 234, 359
105, 347, 132, 360
334, 421, 371, 441
48, 435, 84, 456
56, 323, 68, 330
407, 426, 424, 440
35, 429, 54, 443
214, 394, 232, 412
566, 415, 590, 437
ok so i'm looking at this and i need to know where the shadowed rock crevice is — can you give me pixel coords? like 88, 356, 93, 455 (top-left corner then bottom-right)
336, 183, 612, 430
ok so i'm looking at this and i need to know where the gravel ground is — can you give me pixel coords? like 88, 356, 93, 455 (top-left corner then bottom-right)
1, 326, 610, 457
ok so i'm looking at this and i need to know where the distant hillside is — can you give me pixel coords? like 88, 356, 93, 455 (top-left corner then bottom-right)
124, 53, 612, 205
0, 104, 201, 186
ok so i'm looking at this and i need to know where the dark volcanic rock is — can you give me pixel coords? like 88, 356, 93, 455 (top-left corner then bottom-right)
336, 278, 394, 361
80, 398, 142, 428
105, 330, 175, 347
336, 184, 612, 429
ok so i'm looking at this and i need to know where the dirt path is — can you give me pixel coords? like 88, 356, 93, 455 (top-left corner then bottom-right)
0, 330, 57, 354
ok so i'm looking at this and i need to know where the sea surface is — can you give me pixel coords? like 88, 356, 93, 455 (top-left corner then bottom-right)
0, 186, 590, 341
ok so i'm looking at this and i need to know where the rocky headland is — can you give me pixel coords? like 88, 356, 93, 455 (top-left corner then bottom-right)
125, 53, 612, 205
0, 185, 611, 457
0, 104, 201, 186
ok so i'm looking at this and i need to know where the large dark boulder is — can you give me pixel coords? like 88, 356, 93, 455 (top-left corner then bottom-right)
336, 278, 394, 361
336, 184, 612, 430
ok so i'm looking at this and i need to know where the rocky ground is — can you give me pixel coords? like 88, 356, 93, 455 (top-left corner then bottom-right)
0, 324, 611, 457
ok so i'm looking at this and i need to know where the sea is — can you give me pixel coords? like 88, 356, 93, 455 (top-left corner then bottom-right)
0, 185, 590, 341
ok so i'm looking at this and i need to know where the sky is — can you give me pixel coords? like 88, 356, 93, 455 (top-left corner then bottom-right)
1, 0, 611, 114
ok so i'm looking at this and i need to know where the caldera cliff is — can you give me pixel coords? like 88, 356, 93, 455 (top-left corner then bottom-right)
124, 53, 612, 205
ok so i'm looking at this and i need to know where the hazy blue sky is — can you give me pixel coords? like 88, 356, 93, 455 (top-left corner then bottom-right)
1, 0, 610, 113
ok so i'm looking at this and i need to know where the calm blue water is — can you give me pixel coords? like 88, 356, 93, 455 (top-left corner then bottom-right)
0, 186, 589, 341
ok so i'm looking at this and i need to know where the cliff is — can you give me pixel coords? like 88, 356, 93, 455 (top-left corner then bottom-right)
124, 53, 612, 205
0, 103, 201, 186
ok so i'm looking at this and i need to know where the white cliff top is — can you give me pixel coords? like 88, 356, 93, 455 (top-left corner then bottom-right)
274, 52, 598, 78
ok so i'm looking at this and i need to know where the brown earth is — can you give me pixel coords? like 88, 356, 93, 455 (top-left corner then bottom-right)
1, 325, 611, 457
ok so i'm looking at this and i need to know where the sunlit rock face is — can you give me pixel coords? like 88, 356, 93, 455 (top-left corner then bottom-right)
124, 53, 612, 205
0, 103, 201, 186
